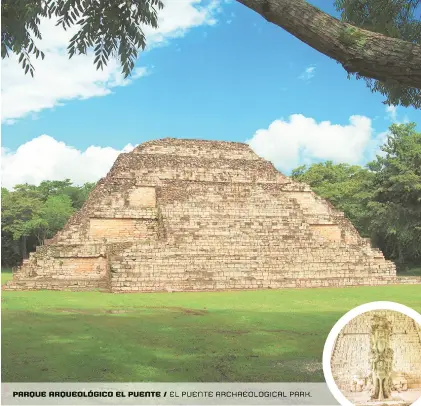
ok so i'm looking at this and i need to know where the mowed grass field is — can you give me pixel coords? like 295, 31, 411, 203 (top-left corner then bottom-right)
2, 268, 421, 382
1, 268, 13, 285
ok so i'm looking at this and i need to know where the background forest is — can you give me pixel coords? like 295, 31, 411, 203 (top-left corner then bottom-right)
2, 122, 420, 272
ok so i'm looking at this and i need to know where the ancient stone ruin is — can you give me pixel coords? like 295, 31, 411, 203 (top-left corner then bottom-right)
4, 138, 421, 292
331, 310, 421, 404
369, 315, 394, 401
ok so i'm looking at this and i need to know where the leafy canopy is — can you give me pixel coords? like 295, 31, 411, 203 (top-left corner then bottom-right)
291, 122, 421, 266
291, 161, 373, 235
1, 0, 163, 78
367, 122, 421, 263
1, 180, 95, 267
335, 0, 421, 108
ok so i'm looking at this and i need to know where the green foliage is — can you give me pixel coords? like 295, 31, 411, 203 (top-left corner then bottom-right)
1, 181, 94, 267
42, 195, 75, 234
335, 0, 421, 108
291, 161, 373, 235
1, 0, 164, 78
291, 122, 421, 267
367, 123, 421, 264
35, 179, 96, 209
338, 25, 369, 48
26, 194, 75, 245
1, 186, 44, 240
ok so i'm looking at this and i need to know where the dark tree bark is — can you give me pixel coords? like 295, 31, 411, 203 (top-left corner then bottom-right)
21, 235, 27, 259
236, 0, 421, 89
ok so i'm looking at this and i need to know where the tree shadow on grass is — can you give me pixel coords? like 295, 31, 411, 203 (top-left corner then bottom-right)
1, 308, 344, 382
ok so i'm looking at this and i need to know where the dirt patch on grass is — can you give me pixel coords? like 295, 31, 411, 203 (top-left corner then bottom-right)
274, 359, 322, 374
52, 306, 208, 316
54, 308, 99, 314
145, 306, 208, 316
216, 329, 249, 335
262, 329, 320, 336
104, 309, 134, 314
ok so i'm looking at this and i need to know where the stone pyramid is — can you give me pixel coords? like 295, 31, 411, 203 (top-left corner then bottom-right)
4, 138, 418, 292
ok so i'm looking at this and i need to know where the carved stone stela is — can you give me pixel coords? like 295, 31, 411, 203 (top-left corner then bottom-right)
331, 310, 421, 406
3, 138, 421, 292
369, 315, 394, 401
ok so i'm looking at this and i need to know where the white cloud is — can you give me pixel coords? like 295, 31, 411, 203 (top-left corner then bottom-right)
385, 105, 397, 122
247, 114, 382, 172
299, 66, 315, 81
385, 105, 409, 124
1, 1, 220, 123
1, 135, 136, 189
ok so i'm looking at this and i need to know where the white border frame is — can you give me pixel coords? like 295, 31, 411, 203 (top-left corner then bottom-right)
322, 301, 421, 406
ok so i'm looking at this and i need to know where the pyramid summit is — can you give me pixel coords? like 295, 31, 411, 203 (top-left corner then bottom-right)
4, 138, 420, 292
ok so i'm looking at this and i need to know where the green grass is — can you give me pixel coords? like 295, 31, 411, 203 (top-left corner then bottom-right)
2, 284, 421, 382
1, 268, 13, 285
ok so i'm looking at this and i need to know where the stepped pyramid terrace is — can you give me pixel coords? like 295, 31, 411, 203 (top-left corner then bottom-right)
4, 138, 421, 292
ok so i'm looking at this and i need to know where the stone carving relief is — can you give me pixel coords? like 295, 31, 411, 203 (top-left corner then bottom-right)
331, 310, 421, 405
391, 372, 408, 393
369, 315, 394, 401
351, 372, 368, 392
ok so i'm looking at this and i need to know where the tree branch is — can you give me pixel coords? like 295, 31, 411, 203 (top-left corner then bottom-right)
236, 0, 421, 89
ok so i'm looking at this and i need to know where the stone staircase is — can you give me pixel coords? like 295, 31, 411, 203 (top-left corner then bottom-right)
106, 181, 397, 292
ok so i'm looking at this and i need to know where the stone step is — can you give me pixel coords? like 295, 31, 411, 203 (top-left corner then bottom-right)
109, 276, 404, 292
111, 270, 390, 281
113, 243, 385, 259
3, 277, 109, 291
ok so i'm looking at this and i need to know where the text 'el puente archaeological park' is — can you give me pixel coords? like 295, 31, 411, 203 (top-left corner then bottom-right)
4, 138, 421, 292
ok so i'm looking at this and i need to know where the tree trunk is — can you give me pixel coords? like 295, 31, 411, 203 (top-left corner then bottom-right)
21, 235, 27, 260
235, 0, 421, 89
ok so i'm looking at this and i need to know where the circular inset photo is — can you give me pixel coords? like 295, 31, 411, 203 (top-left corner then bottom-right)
323, 302, 421, 406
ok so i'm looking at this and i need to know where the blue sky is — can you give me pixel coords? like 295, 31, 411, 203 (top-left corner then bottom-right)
1, 0, 420, 188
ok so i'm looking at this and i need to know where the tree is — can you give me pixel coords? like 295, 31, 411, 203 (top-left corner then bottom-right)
2, 0, 420, 108
35, 179, 96, 209
23, 194, 75, 245
1, 188, 23, 268
1, 186, 44, 259
64, 181, 96, 209
291, 161, 373, 235
367, 122, 421, 266
333, 0, 421, 108
237, 0, 421, 108
291, 122, 421, 268
1, 180, 93, 265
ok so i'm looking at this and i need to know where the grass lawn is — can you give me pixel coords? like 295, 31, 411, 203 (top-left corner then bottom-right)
2, 281, 421, 383
1, 268, 13, 285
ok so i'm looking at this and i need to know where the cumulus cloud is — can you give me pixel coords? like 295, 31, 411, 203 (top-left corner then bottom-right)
247, 114, 382, 172
384, 105, 409, 124
1, 0, 220, 123
1, 135, 136, 189
299, 66, 315, 81
385, 105, 397, 122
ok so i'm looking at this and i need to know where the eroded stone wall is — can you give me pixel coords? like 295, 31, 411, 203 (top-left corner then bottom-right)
134, 138, 262, 160
88, 218, 156, 241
